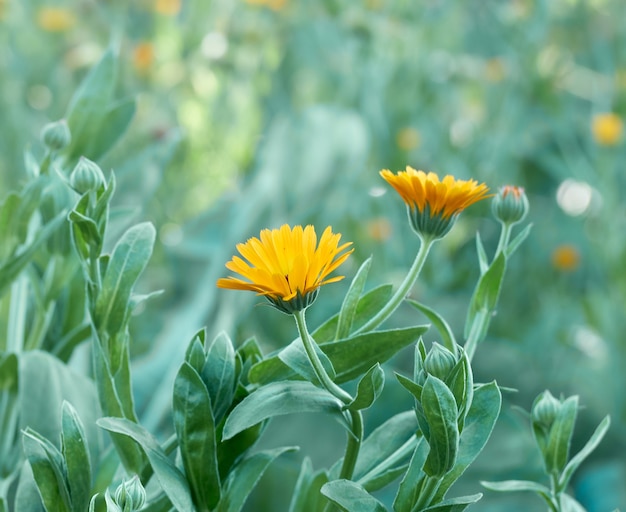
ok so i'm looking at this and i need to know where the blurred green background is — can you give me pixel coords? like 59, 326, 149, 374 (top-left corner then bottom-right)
2, 0, 625, 509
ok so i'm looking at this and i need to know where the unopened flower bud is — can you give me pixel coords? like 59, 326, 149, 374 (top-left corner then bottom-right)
492, 185, 529, 226
424, 342, 457, 381
41, 119, 71, 151
532, 390, 561, 430
70, 157, 106, 195
114, 475, 146, 512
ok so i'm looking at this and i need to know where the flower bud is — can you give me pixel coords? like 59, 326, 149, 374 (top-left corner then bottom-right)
41, 119, 71, 151
531, 390, 561, 430
114, 475, 146, 512
491, 185, 529, 226
70, 157, 106, 195
423, 342, 457, 382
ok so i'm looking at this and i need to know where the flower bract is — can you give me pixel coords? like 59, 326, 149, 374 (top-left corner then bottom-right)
217, 224, 353, 313
380, 166, 490, 240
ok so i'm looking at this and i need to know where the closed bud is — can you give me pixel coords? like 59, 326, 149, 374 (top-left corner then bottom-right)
424, 342, 457, 381
70, 157, 106, 195
41, 119, 71, 151
492, 185, 529, 226
532, 390, 561, 430
114, 475, 146, 512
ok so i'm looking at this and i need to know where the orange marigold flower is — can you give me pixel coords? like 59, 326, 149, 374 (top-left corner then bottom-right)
551, 244, 580, 272
133, 42, 154, 73
592, 113, 623, 146
217, 224, 353, 314
380, 166, 490, 240
155, 0, 181, 15
37, 7, 76, 32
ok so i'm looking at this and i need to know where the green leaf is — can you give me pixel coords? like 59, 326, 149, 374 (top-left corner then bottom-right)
94, 222, 155, 337
464, 252, 506, 338
22, 429, 71, 512
65, 47, 117, 160
61, 402, 92, 512
344, 364, 385, 411
289, 457, 329, 512
85, 98, 136, 161
395, 373, 423, 402
15, 460, 48, 512
481, 479, 551, 494
361, 465, 409, 493
393, 438, 428, 512
558, 415, 610, 492
505, 223, 532, 258
249, 326, 426, 386
336, 257, 372, 340
475, 232, 489, 275
408, 300, 457, 354
313, 284, 393, 343
173, 362, 220, 510
97, 417, 194, 512
216, 446, 297, 512
422, 376, 459, 478
222, 381, 346, 440
0, 352, 18, 391
321, 480, 387, 512
422, 493, 482, 512
546, 395, 578, 474
559, 493, 587, 512
352, 411, 418, 484
201, 332, 236, 423
433, 382, 502, 502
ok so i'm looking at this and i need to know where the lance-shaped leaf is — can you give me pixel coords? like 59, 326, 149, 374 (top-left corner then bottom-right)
321, 480, 387, 512
97, 417, 194, 512
289, 457, 329, 512
216, 446, 297, 512
335, 257, 372, 340
408, 300, 457, 354
61, 402, 92, 512
505, 223, 532, 258
22, 429, 71, 512
558, 415, 610, 492
433, 382, 502, 502
481, 480, 554, 507
201, 332, 236, 423
421, 376, 459, 478
94, 222, 155, 337
173, 362, 220, 510
393, 438, 428, 512
249, 326, 427, 386
546, 395, 578, 474
475, 232, 489, 274
464, 252, 506, 338
84, 98, 136, 161
222, 381, 346, 440
422, 493, 482, 512
344, 363, 385, 411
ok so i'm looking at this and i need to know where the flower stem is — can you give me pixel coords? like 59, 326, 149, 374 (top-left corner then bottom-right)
495, 221, 513, 257
293, 309, 363, 483
354, 237, 435, 335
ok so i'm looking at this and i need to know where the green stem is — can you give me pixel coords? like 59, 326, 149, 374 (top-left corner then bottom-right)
354, 237, 435, 335
293, 309, 363, 483
412, 475, 440, 511
495, 221, 512, 257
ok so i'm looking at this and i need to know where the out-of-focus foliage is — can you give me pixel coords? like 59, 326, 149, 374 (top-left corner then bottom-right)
1, 0, 626, 509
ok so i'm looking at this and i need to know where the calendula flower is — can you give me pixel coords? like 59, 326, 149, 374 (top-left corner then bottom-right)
551, 244, 580, 272
591, 113, 623, 146
380, 166, 490, 240
37, 7, 76, 32
492, 185, 529, 225
133, 42, 154, 73
217, 224, 353, 314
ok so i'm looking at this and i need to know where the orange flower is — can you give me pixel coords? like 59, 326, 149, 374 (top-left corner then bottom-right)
551, 244, 580, 272
133, 42, 154, 73
217, 225, 353, 313
155, 0, 181, 15
591, 113, 623, 146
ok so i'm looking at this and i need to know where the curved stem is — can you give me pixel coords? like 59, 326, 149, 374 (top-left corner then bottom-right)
339, 409, 363, 480
354, 237, 435, 335
293, 310, 352, 403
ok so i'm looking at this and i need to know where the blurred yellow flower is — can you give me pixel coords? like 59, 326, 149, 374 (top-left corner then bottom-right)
591, 112, 623, 146
396, 127, 421, 151
551, 244, 580, 272
245, 0, 287, 11
380, 167, 490, 240
217, 225, 353, 313
37, 7, 76, 32
133, 42, 154, 73
366, 218, 392, 241
0, 0, 7, 22
155, 0, 181, 15
485, 58, 506, 83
